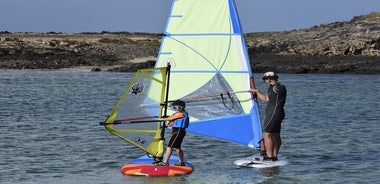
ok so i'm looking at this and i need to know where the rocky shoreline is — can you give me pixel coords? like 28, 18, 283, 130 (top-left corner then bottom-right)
1, 12, 379, 74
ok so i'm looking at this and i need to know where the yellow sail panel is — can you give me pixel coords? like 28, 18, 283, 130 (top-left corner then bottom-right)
103, 67, 168, 157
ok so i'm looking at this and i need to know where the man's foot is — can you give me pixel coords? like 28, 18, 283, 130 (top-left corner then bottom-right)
155, 161, 169, 166
174, 162, 185, 166
253, 156, 278, 162
262, 156, 278, 161
263, 156, 273, 161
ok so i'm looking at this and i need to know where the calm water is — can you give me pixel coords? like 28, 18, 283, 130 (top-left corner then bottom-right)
1, 70, 379, 184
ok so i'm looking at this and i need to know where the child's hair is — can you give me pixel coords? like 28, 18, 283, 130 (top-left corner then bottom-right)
172, 100, 186, 108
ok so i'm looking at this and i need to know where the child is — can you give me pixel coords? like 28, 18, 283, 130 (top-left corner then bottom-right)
156, 100, 189, 166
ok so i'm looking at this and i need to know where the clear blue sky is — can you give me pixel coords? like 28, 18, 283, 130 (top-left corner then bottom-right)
1, 0, 379, 33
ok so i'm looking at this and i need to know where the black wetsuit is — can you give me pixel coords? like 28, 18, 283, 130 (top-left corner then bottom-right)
263, 84, 287, 133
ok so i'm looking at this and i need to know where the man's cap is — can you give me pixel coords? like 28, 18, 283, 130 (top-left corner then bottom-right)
262, 71, 279, 80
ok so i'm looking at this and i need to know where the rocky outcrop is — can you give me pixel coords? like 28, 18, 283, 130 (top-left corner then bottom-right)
0, 12, 379, 74
0, 32, 160, 69
246, 12, 380, 57
245, 12, 380, 74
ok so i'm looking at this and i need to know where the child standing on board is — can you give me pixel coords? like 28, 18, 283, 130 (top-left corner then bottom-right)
156, 100, 189, 166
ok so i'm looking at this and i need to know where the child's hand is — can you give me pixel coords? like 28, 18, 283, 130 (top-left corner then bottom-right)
165, 121, 173, 126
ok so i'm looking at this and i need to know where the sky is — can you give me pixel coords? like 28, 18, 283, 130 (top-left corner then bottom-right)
0, 0, 379, 33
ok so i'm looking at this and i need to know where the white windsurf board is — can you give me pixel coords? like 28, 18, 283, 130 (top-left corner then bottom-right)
234, 155, 287, 168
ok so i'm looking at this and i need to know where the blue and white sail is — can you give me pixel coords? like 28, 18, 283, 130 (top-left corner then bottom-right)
154, 0, 262, 149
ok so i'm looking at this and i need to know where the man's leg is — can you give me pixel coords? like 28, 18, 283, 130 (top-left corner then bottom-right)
263, 132, 274, 158
272, 133, 281, 158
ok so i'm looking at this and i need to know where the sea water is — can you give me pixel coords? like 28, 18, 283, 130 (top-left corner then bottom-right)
1, 70, 379, 184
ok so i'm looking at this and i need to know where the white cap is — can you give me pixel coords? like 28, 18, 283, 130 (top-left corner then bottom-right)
262, 71, 279, 80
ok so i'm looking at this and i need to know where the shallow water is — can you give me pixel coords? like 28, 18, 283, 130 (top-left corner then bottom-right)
1, 70, 379, 184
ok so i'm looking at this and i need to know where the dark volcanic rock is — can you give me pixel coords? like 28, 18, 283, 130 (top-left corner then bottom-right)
107, 60, 156, 72
252, 54, 379, 74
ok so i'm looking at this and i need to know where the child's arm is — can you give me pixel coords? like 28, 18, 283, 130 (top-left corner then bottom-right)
159, 112, 184, 121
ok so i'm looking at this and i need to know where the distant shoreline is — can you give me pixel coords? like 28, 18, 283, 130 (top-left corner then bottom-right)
1, 12, 379, 74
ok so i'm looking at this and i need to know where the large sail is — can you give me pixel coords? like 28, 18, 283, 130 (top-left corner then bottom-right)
154, 0, 262, 149
102, 67, 169, 158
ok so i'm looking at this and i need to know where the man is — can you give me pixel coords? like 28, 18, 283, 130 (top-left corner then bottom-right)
250, 72, 287, 161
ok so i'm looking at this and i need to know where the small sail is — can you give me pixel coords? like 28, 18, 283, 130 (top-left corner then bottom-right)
155, 0, 262, 149
102, 67, 169, 158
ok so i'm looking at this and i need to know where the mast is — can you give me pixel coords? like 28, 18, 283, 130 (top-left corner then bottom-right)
160, 64, 171, 139
155, 64, 171, 161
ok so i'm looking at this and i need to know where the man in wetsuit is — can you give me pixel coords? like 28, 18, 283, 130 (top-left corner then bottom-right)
156, 100, 189, 166
250, 72, 287, 161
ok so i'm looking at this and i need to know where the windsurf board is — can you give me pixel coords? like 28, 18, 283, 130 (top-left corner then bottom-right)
121, 155, 193, 176
234, 155, 287, 168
